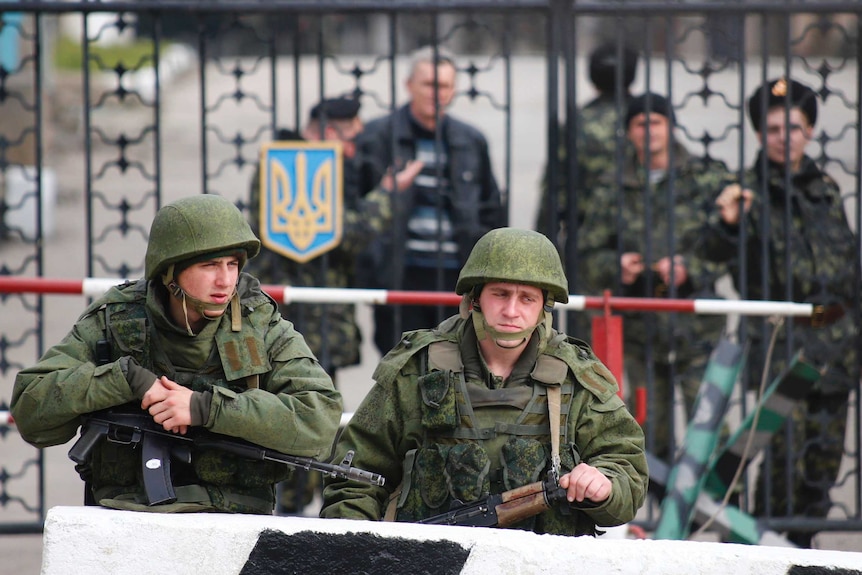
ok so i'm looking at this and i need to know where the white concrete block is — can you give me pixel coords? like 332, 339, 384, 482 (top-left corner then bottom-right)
41, 506, 862, 575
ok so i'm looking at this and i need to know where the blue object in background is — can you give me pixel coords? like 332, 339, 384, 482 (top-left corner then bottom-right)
0, 12, 24, 72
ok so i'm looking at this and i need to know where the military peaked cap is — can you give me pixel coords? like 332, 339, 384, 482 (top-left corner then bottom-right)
747, 77, 818, 131
309, 97, 361, 121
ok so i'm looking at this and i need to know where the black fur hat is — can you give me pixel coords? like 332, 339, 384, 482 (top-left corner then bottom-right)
747, 78, 818, 132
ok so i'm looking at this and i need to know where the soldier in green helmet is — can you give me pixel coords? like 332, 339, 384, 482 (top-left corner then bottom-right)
11, 194, 342, 514
320, 228, 647, 535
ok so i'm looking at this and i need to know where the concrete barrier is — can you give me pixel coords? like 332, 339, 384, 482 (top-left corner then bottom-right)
41, 506, 862, 575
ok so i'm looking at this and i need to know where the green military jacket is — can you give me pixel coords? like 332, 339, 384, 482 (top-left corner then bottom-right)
320, 315, 648, 534
579, 141, 732, 357
12, 273, 342, 513
699, 154, 860, 393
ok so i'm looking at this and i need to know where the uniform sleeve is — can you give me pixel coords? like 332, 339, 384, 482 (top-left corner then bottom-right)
11, 312, 139, 448
676, 163, 735, 296
568, 387, 648, 527
320, 363, 422, 520
206, 312, 343, 459
577, 185, 622, 294
338, 188, 394, 257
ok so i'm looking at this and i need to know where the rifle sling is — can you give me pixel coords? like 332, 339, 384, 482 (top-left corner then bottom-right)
548, 385, 561, 476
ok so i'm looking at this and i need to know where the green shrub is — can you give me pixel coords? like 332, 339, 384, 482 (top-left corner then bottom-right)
53, 35, 169, 71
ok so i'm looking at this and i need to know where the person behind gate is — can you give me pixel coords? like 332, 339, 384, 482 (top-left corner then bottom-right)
320, 227, 647, 535
11, 194, 342, 514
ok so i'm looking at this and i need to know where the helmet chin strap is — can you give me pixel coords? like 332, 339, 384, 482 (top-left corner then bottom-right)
162, 264, 235, 336
466, 290, 557, 349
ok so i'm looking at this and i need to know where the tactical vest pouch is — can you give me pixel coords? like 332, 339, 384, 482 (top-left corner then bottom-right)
444, 443, 491, 504
501, 437, 547, 490
396, 443, 492, 522
109, 318, 148, 358
418, 369, 458, 431
193, 450, 289, 489
396, 447, 445, 521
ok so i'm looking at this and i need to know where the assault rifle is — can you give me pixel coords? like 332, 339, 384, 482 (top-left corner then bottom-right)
68, 409, 384, 506
420, 470, 572, 528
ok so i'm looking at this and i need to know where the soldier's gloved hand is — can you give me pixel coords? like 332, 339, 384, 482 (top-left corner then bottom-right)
120, 356, 159, 400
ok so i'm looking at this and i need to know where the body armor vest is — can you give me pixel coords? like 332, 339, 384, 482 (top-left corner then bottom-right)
88, 280, 286, 514
391, 321, 603, 536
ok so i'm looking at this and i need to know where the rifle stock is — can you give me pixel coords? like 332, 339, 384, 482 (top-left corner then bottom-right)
68, 409, 384, 506
420, 471, 568, 528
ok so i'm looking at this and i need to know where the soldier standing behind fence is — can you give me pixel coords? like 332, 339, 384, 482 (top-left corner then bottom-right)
536, 41, 639, 243
246, 97, 414, 514
699, 78, 860, 548
247, 97, 408, 386
579, 92, 733, 462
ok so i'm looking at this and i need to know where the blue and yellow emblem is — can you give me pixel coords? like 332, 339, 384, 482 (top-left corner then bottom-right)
259, 141, 343, 263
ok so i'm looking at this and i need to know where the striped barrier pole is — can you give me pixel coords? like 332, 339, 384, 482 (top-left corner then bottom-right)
0, 276, 816, 317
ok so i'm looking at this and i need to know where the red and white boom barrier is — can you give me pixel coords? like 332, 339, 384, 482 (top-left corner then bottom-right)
0, 276, 816, 427
0, 276, 815, 318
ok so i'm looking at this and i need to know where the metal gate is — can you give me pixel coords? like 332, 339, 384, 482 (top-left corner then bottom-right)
1, 0, 861, 545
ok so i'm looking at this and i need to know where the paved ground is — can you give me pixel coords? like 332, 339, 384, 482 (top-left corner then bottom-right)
3, 48, 862, 573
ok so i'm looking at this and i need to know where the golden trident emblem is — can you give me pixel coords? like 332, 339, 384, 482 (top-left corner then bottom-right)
260, 142, 343, 263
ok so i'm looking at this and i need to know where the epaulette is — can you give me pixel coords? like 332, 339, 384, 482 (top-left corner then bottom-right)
77, 280, 143, 321
542, 334, 619, 402
372, 329, 442, 385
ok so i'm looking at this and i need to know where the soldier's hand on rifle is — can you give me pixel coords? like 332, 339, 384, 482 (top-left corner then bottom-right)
142, 376, 192, 435
559, 462, 612, 504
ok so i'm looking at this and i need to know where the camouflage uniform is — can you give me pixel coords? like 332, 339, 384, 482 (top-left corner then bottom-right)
11, 195, 342, 514
535, 96, 632, 342
699, 155, 859, 545
580, 142, 733, 460
246, 160, 394, 379
320, 229, 648, 534
536, 95, 630, 243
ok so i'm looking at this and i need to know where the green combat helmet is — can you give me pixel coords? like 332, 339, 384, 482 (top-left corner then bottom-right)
144, 194, 261, 335
456, 227, 568, 303
145, 194, 261, 281
456, 228, 568, 344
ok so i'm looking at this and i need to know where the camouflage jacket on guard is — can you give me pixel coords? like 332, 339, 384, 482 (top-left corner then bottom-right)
536, 95, 631, 242
578, 142, 733, 357
320, 315, 648, 535
11, 273, 342, 513
699, 155, 860, 392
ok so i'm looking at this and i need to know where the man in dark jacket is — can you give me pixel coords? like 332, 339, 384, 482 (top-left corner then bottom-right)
354, 45, 505, 356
